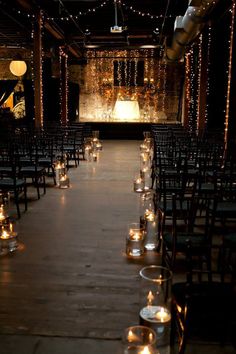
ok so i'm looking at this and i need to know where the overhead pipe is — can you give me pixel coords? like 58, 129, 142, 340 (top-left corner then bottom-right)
166, 0, 219, 61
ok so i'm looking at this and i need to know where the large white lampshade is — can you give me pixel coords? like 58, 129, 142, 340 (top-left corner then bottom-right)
9, 60, 27, 77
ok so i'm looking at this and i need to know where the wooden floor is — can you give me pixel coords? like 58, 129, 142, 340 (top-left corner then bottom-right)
0, 141, 235, 354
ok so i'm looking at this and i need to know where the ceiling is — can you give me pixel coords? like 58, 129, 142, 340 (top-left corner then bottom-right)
0, 0, 233, 60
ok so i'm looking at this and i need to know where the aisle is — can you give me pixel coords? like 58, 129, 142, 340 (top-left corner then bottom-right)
0, 140, 150, 353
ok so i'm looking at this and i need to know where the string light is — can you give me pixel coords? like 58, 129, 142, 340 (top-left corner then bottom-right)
185, 52, 191, 127
46, 0, 109, 20
46, 0, 175, 21
224, 1, 235, 152
119, 0, 174, 20
197, 33, 203, 134
162, 60, 167, 113
205, 24, 211, 127
30, 22, 35, 122
188, 44, 198, 134
31, 11, 44, 128
59, 47, 69, 126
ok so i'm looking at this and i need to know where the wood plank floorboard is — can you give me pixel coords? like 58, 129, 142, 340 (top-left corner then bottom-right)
0, 140, 235, 354
0, 140, 159, 350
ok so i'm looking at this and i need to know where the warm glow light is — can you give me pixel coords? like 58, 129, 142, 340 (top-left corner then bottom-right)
140, 346, 152, 354
113, 100, 140, 121
147, 291, 154, 306
0, 205, 4, 221
1, 230, 10, 239
9, 60, 27, 76
155, 307, 171, 322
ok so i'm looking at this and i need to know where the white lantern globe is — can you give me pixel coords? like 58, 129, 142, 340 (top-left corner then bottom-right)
9, 60, 27, 77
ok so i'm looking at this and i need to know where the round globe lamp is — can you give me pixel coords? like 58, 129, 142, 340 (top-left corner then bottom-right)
9, 60, 27, 77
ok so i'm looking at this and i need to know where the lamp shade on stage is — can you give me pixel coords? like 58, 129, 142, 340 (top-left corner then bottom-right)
9, 60, 27, 77
113, 100, 140, 121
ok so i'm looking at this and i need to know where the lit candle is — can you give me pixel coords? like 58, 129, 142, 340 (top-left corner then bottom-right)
145, 209, 155, 222
129, 229, 141, 240
126, 224, 145, 257
1, 229, 10, 239
134, 177, 144, 193
127, 330, 138, 342
147, 291, 154, 306
140, 346, 152, 354
0, 205, 5, 221
155, 307, 171, 323
59, 174, 70, 189
9, 223, 13, 233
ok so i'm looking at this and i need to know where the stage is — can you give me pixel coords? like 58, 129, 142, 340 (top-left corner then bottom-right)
83, 121, 180, 139
84, 122, 151, 139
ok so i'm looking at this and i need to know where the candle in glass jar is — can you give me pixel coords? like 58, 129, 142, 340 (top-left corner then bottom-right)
155, 307, 171, 323
0, 205, 5, 221
134, 177, 144, 193
126, 224, 145, 257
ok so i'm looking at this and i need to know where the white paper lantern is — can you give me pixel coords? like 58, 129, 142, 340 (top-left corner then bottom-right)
9, 60, 27, 77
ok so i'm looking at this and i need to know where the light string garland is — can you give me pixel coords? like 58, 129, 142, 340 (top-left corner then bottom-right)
162, 60, 167, 113
59, 46, 69, 126
45, 0, 174, 21
31, 11, 44, 128
185, 51, 191, 127
197, 33, 203, 134
224, 1, 235, 152
40, 12, 44, 129
205, 24, 212, 128
119, 0, 174, 19
30, 22, 35, 122
188, 43, 198, 134
47, 0, 109, 20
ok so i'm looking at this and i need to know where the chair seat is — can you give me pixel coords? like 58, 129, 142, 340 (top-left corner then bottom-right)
215, 201, 236, 213
172, 281, 234, 307
163, 232, 207, 250
21, 166, 45, 174
0, 177, 25, 187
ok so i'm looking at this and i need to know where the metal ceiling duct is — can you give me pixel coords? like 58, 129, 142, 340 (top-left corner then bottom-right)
166, 0, 219, 61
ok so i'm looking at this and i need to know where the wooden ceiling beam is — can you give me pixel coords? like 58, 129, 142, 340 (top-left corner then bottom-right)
15, 0, 82, 58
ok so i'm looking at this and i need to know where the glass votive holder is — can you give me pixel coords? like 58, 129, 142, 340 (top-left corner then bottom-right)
134, 176, 145, 193
0, 204, 9, 227
143, 209, 158, 251
55, 162, 66, 186
139, 266, 173, 347
0, 223, 18, 254
96, 140, 102, 151
122, 325, 158, 354
126, 223, 145, 257
140, 168, 151, 191
92, 151, 98, 162
59, 174, 70, 189
85, 145, 92, 161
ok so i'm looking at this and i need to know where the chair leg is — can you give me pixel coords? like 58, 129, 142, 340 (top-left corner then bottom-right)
24, 185, 28, 211
14, 188, 21, 219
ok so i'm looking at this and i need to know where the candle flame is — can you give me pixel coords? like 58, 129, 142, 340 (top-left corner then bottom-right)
147, 291, 154, 306
10, 223, 13, 233
140, 346, 151, 354
127, 330, 133, 342
1, 229, 9, 239
0, 205, 5, 220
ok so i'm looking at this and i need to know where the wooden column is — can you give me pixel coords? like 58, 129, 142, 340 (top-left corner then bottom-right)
33, 10, 43, 129
182, 53, 190, 129
60, 49, 68, 126
197, 31, 208, 137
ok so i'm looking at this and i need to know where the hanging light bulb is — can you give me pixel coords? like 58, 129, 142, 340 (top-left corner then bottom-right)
9, 55, 27, 77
